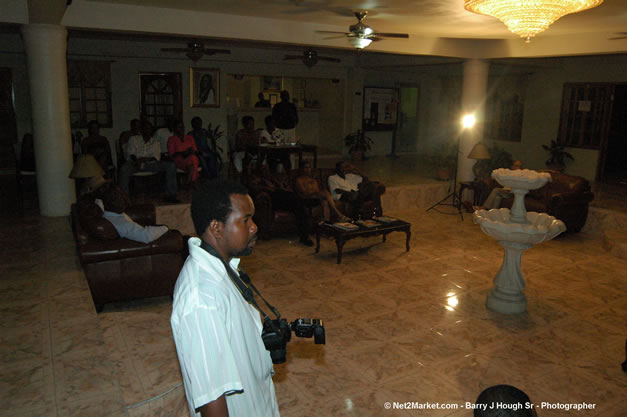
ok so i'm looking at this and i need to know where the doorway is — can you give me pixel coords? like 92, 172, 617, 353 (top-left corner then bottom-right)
600, 83, 627, 184
397, 85, 419, 152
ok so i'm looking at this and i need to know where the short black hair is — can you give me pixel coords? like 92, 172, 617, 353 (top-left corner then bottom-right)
264, 115, 274, 125
474, 385, 534, 417
335, 160, 346, 170
191, 180, 249, 236
242, 115, 254, 126
191, 116, 202, 126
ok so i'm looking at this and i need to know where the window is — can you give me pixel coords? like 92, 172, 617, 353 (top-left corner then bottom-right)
557, 83, 613, 149
67, 60, 112, 128
139, 72, 182, 128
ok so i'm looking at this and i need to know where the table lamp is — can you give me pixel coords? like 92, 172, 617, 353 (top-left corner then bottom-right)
467, 142, 490, 179
69, 154, 104, 195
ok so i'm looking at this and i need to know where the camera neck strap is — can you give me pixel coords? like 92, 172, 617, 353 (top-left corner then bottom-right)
199, 240, 280, 322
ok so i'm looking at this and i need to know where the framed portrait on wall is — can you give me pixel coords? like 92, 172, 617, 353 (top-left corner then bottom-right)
190, 68, 219, 108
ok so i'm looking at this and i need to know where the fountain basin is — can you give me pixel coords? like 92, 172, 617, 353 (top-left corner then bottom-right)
492, 168, 551, 191
473, 209, 567, 244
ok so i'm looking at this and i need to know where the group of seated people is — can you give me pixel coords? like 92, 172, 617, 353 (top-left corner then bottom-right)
77, 116, 222, 203
249, 159, 378, 246
233, 114, 291, 175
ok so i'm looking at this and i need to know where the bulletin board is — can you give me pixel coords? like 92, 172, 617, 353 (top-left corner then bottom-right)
362, 87, 399, 131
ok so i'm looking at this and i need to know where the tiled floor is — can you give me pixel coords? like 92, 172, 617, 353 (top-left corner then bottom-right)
0, 160, 625, 417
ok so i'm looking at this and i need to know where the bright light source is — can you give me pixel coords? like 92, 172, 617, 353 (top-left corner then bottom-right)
462, 114, 476, 128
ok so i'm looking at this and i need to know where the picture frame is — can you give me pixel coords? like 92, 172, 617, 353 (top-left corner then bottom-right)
269, 93, 279, 106
190, 68, 219, 108
263, 76, 283, 91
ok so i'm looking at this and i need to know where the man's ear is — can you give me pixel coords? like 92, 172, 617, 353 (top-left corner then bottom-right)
208, 219, 224, 240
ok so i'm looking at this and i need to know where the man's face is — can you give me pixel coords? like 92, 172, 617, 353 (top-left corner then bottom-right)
336, 162, 346, 177
222, 194, 258, 258
131, 120, 141, 134
245, 119, 255, 131
302, 162, 312, 177
512, 160, 523, 170
192, 118, 202, 130
141, 122, 153, 138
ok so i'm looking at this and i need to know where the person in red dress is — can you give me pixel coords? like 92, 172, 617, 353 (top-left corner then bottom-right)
168, 120, 200, 185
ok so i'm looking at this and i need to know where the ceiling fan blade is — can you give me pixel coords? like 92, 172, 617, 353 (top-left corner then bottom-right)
375, 32, 409, 39
318, 57, 341, 63
283, 55, 302, 60
161, 48, 188, 52
609, 37, 627, 40
202, 49, 231, 55
323, 35, 348, 40
316, 30, 349, 35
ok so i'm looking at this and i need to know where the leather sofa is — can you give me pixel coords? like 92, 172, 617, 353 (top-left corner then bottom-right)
246, 168, 385, 240
478, 170, 594, 232
71, 201, 186, 312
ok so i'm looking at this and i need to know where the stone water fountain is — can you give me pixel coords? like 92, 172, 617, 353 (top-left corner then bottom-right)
473, 169, 567, 314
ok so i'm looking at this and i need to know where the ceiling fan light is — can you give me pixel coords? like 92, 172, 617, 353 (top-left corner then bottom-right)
348, 37, 372, 49
186, 51, 203, 62
464, 0, 604, 40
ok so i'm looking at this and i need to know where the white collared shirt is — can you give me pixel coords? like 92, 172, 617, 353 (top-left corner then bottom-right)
171, 238, 280, 417
328, 173, 363, 200
126, 135, 161, 161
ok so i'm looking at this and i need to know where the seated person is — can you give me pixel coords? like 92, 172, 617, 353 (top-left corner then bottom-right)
154, 117, 176, 159
255, 92, 271, 108
328, 161, 378, 217
233, 115, 260, 173
168, 120, 200, 185
81, 120, 113, 177
295, 161, 348, 222
119, 119, 179, 203
250, 169, 313, 246
259, 115, 290, 171
188, 116, 218, 179
476, 159, 523, 210
96, 185, 169, 244
118, 118, 141, 164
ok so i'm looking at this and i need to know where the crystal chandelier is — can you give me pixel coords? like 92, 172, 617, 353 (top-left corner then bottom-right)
464, 0, 604, 42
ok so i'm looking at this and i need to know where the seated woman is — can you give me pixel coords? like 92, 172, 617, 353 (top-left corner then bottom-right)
295, 161, 349, 222
167, 120, 200, 185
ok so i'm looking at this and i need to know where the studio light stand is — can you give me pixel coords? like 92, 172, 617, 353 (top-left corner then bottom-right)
425, 136, 464, 220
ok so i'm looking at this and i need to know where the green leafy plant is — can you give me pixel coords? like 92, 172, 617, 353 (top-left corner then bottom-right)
344, 129, 374, 153
473, 143, 513, 179
542, 140, 574, 167
207, 123, 224, 165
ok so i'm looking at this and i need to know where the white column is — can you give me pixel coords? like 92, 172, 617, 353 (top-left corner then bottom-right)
21, 24, 75, 217
458, 59, 489, 182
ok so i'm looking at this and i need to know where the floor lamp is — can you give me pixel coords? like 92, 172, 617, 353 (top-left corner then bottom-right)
426, 115, 476, 220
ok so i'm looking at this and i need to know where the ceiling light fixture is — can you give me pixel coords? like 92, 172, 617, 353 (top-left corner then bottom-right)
348, 37, 372, 49
464, 0, 604, 42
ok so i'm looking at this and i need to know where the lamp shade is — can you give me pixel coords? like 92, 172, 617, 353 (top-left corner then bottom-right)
467, 143, 491, 160
69, 154, 104, 179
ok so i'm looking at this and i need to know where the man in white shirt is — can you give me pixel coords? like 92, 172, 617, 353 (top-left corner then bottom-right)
153, 118, 176, 157
259, 116, 290, 172
328, 161, 377, 217
171, 180, 281, 417
119, 120, 179, 203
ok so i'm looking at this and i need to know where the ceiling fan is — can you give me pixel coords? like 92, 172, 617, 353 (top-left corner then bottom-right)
316, 11, 409, 49
161, 40, 230, 62
609, 32, 627, 40
283, 48, 341, 67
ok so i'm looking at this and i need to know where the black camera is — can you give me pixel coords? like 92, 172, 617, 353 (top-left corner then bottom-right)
262, 318, 325, 364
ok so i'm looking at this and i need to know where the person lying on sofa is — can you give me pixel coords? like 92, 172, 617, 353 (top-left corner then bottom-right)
95, 185, 169, 244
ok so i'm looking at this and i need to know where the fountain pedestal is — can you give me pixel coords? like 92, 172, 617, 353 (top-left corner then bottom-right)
473, 169, 566, 314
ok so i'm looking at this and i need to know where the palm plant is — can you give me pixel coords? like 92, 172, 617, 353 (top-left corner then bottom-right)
542, 140, 574, 169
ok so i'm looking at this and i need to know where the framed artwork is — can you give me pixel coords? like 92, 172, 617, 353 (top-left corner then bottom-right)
263, 76, 283, 91
190, 68, 219, 108
362, 87, 399, 131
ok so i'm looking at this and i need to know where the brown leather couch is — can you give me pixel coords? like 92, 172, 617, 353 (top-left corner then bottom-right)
246, 168, 385, 240
479, 170, 594, 232
71, 201, 186, 312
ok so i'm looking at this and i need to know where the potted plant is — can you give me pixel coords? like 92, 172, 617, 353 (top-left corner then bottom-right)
207, 123, 224, 170
344, 129, 373, 161
542, 140, 573, 172
428, 142, 458, 181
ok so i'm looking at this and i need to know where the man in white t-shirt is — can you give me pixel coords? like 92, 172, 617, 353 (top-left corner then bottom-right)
171, 180, 280, 417
327, 161, 377, 217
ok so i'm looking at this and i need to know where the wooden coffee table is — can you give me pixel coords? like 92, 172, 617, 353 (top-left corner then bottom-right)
315, 219, 411, 264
